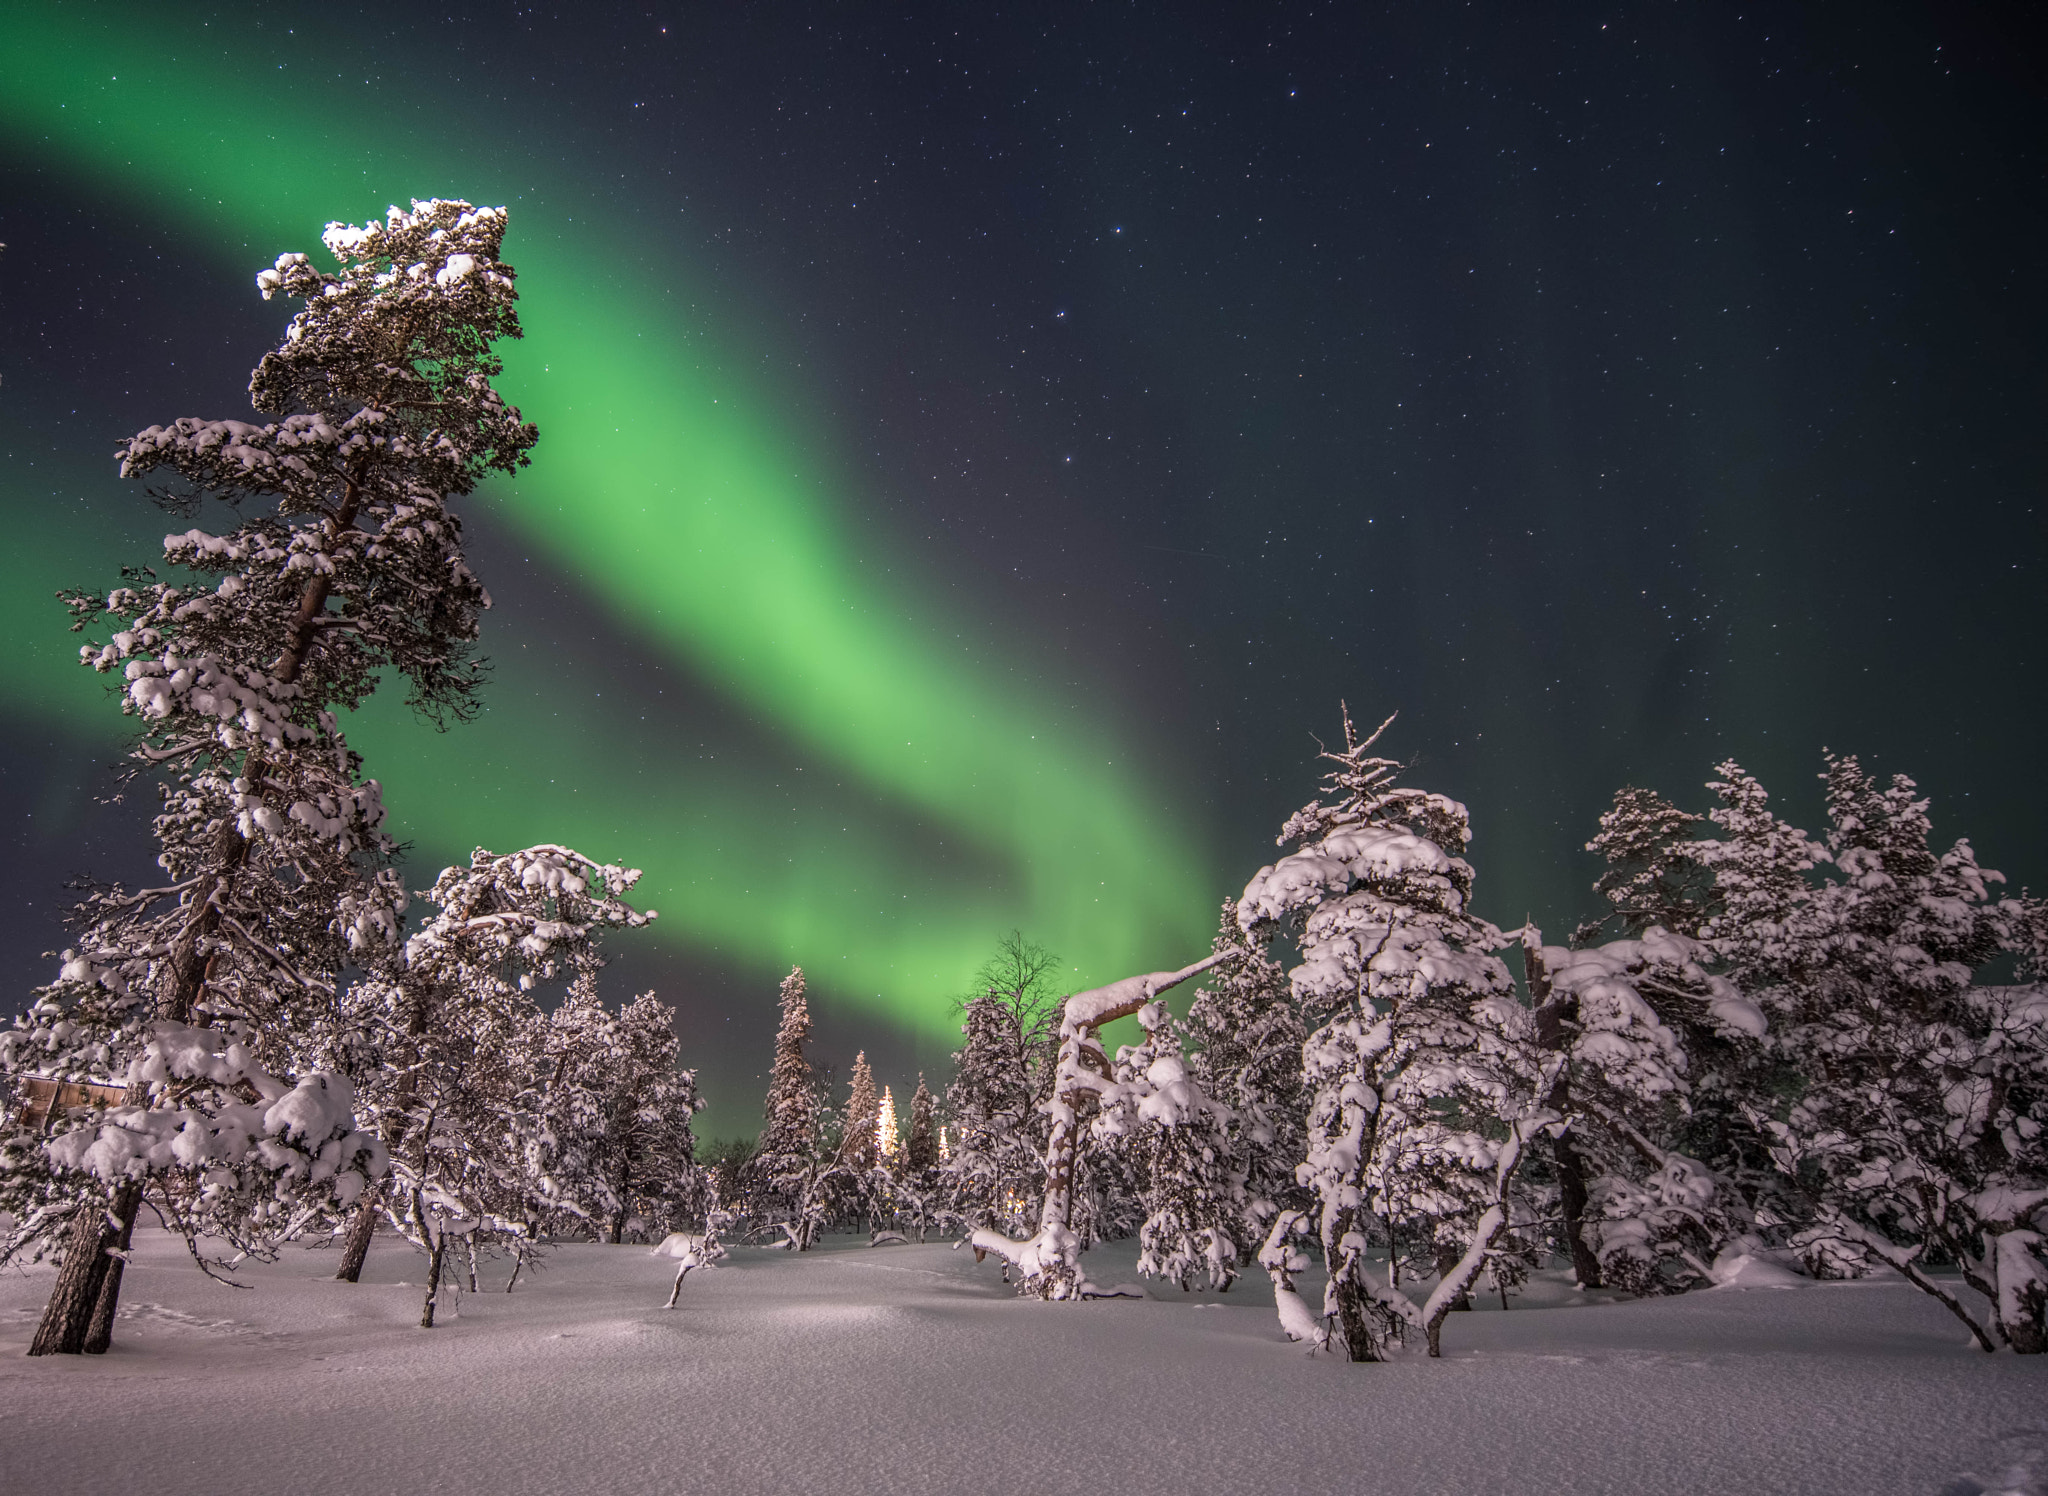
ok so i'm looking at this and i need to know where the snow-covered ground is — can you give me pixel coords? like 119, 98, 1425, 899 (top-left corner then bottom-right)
3, 1229, 2044, 1496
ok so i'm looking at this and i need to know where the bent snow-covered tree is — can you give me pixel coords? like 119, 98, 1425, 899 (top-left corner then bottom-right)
0, 199, 534, 1356
1237, 709, 1545, 1360
970, 953, 1224, 1299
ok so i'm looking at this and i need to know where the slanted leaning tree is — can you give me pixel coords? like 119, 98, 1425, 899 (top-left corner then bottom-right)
0, 199, 534, 1355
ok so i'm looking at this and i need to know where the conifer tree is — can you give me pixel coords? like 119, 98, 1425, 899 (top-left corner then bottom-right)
1098, 1002, 1243, 1291
599, 991, 703, 1242
905, 1075, 939, 1174
343, 845, 654, 1326
875, 1084, 901, 1168
1185, 903, 1307, 1249
1238, 708, 1539, 1360
2, 198, 533, 1354
840, 1052, 880, 1173
1752, 756, 2046, 1351
946, 993, 1046, 1236
752, 967, 842, 1247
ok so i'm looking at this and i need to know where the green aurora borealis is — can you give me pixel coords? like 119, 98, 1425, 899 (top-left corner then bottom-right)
6, 4, 2044, 1131
0, 4, 1216, 1059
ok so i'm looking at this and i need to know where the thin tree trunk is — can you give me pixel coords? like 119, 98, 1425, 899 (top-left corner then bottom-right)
334, 1190, 381, 1282
464, 1231, 480, 1294
420, 1233, 448, 1329
1524, 934, 1603, 1288
1330, 1275, 1380, 1362
81, 1181, 142, 1354
28, 1202, 117, 1356
1553, 1128, 1604, 1289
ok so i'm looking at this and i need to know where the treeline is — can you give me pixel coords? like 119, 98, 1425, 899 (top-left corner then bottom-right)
740, 711, 2046, 1362
3, 197, 2042, 1368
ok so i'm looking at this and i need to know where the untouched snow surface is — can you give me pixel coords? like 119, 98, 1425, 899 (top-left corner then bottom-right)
3, 1228, 2045, 1495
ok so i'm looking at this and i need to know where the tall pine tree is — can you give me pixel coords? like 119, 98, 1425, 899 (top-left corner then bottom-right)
2, 199, 533, 1355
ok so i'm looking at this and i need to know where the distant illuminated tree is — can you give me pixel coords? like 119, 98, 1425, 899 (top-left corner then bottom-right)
875, 1084, 901, 1167
841, 1052, 880, 1174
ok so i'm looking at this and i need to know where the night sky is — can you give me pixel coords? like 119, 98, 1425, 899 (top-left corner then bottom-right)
2, 2, 2042, 1133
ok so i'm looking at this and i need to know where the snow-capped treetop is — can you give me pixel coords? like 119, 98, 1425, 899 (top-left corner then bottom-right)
104, 199, 534, 727
1576, 786, 1714, 945
404, 846, 654, 993
840, 1052, 879, 1172
904, 1075, 939, 1175
249, 200, 532, 487
1271, 706, 1473, 855
1693, 762, 1831, 998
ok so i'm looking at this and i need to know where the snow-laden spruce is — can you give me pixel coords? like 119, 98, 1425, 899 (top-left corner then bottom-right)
1094, 1002, 1243, 1292
1577, 754, 2048, 1352
1185, 902, 1308, 1266
1519, 923, 1769, 1294
1747, 757, 2045, 1351
1, 199, 534, 1357
1237, 709, 1549, 1360
749, 967, 848, 1249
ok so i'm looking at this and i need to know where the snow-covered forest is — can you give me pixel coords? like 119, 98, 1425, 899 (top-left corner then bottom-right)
4, 204, 2046, 1494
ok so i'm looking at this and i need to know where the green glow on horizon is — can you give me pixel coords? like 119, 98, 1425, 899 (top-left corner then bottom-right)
0, 4, 1218, 1034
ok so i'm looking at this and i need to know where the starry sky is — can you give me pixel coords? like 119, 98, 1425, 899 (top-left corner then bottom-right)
2, 1, 2042, 1133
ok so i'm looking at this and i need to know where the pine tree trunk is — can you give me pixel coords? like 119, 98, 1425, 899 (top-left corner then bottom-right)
1329, 1276, 1380, 1362
334, 1190, 381, 1282
28, 1202, 117, 1356
1553, 1130, 1603, 1289
81, 1182, 142, 1354
420, 1233, 447, 1329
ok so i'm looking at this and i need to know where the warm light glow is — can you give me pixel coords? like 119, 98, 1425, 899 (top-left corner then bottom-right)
875, 1086, 900, 1163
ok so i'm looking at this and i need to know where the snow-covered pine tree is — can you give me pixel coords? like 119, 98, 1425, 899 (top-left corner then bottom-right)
598, 991, 703, 1242
346, 845, 654, 1325
905, 1075, 938, 1173
887, 1073, 947, 1241
751, 967, 842, 1248
1520, 924, 1770, 1294
1561, 764, 1826, 1289
945, 992, 1046, 1239
1185, 902, 1307, 1257
1571, 787, 1716, 947
1750, 756, 2046, 1351
2, 198, 533, 1354
875, 1085, 901, 1168
1097, 1002, 1243, 1291
840, 1052, 879, 1174
1237, 708, 1543, 1360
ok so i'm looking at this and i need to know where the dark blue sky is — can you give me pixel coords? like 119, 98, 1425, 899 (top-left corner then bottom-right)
3, 1, 2042, 1130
